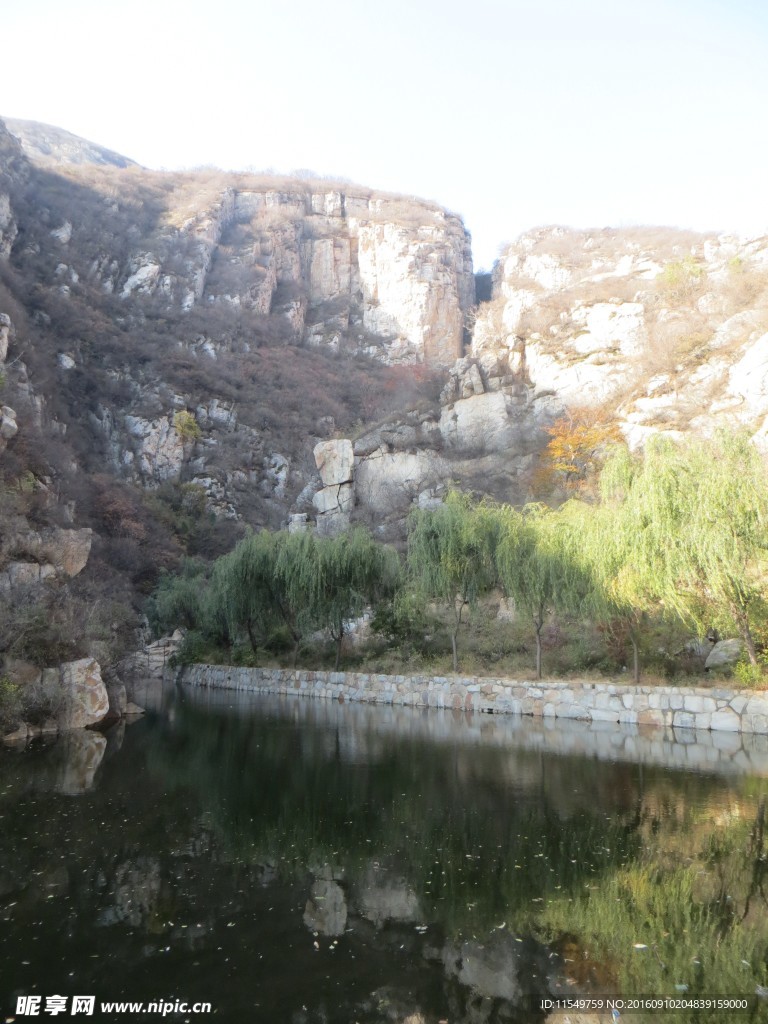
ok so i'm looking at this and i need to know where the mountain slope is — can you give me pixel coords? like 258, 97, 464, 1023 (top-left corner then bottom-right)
3, 117, 139, 169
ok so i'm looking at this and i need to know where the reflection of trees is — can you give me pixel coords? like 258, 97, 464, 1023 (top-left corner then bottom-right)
538, 791, 768, 1023
147, 698, 768, 1020
4, 700, 768, 1024
147, 700, 648, 936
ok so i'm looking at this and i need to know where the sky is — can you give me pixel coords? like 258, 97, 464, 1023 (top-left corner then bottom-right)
4, 0, 768, 269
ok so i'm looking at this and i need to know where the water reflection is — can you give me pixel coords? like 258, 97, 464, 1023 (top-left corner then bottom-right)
0, 683, 767, 1023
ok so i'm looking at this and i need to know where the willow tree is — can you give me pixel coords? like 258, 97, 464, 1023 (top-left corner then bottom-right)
212, 531, 283, 655
213, 529, 320, 663
678, 432, 768, 663
598, 432, 768, 666
407, 492, 496, 672
148, 557, 209, 634
309, 529, 401, 669
494, 503, 586, 679
268, 529, 324, 664
557, 497, 654, 683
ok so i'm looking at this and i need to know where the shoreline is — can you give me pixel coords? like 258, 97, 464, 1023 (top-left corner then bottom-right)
178, 664, 768, 735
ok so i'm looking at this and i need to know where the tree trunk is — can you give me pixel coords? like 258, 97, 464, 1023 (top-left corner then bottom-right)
534, 619, 543, 680
451, 596, 464, 673
740, 614, 758, 666
334, 629, 344, 671
630, 630, 640, 684
246, 619, 259, 656
292, 636, 300, 668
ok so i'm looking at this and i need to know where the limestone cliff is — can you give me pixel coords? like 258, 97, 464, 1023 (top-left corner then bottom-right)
471, 226, 768, 450
0, 114, 478, 556
135, 183, 473, 365
0, 119, 27, 258
5, 136, 474, 367
306, 227, 768, 531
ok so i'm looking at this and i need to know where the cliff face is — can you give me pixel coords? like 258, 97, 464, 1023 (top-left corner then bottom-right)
25, 164, 474, 367
0, 118, 477, 561
5, 115, 768, 690
471, 226, 768, 450
0, 120, 27, 258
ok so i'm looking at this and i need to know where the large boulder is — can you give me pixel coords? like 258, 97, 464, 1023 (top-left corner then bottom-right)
439, 391, 517, 452
0, 526, 91, 579
355, 448, 448, 515
705, 639, 743, 670
314, 439, 354, 486
58, 658, 109, 729
122, 630, 183, 678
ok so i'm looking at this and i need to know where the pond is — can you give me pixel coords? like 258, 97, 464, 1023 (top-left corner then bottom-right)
2, 682, 768, 1023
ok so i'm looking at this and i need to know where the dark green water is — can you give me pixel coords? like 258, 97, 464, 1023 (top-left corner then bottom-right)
3, 683, 768, 1023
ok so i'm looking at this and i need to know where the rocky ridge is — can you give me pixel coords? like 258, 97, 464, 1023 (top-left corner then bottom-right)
3, 118, 140, 170
470, 225, 768, 450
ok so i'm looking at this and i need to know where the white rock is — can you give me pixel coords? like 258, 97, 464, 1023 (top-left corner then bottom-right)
0, 405, 18, 441
355, 448, 448, 514
50, 221, 72, 244
58, 658, 110, 730
0, 313, 11, 362
705, 639, 743, 669
439, 391, 517, 452
314, 439, 354, 486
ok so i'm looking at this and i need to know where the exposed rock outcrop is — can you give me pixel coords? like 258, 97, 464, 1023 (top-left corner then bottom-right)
0, 527, 92, 591
705, 639, 743, 670
312, 439, 355, 535
69, 175, 474, 367
123, 630, 184, 678
0, 120, 28, 259
0, 405, 17, 454
472, 226, 768, 451
58, 658, 110, 730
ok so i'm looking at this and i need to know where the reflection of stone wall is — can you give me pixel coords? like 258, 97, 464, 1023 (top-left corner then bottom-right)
181, 688, 768, 777
180, 665, 768, 737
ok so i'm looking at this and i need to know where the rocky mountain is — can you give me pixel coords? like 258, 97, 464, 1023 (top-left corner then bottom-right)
2, 114, 768, 690
471, 225, 768, 451
3, 118, 140, 169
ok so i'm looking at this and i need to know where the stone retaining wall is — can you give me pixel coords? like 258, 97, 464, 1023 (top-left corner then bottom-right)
179, 665, 768, 735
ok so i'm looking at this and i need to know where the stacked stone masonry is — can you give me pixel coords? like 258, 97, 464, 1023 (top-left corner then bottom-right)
179, 666, 768, 735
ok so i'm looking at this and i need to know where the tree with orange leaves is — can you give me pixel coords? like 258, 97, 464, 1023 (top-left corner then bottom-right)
535, 409, 623, 496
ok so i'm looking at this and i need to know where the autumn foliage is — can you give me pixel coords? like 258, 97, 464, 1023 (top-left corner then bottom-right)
533, 409, 623, 497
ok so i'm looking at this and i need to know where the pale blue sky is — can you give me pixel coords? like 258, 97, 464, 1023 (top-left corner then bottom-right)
4, 0, 768, 267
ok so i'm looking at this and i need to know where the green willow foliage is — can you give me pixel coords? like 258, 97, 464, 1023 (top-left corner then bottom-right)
599, 431, 768, 665
150, 430, 768, 679
407, 491, 496, 671
495, 503, 589, 679
154, 527, 399, 668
